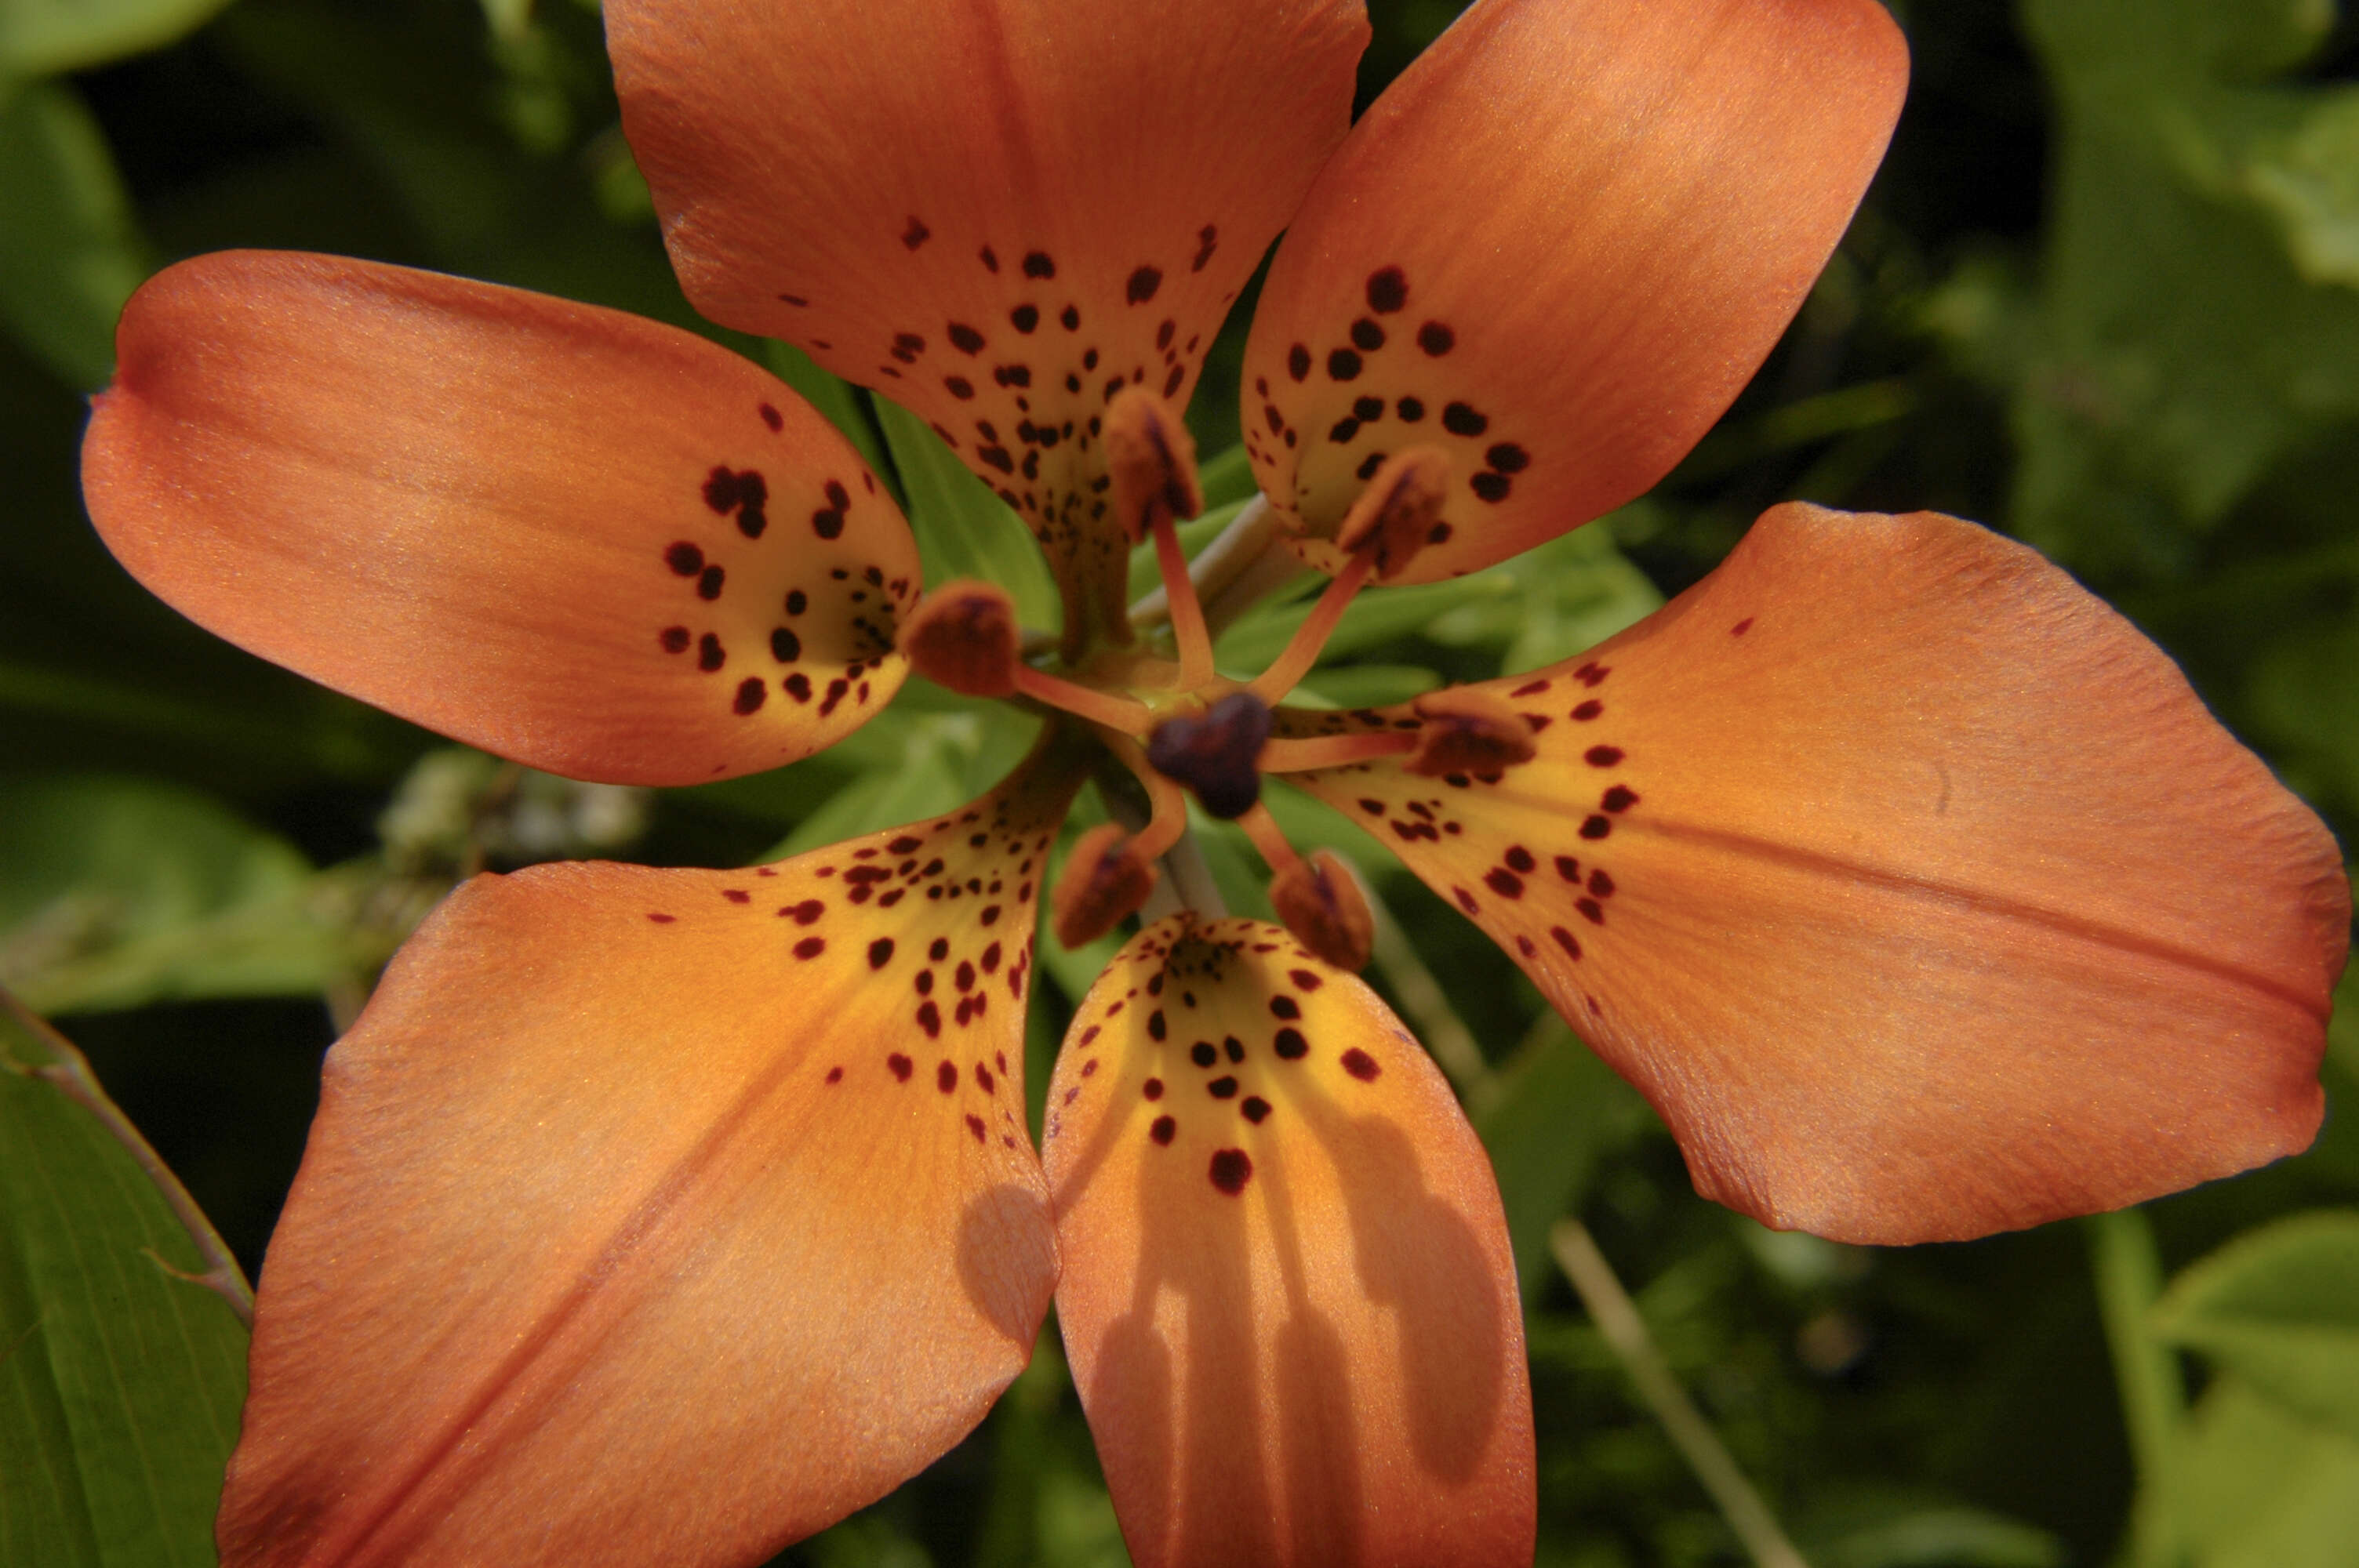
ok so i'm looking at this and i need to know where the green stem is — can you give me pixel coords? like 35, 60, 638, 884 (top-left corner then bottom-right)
2089, 1207, 2186, 1568
1552, 1220, 1811, 1568
0, 988, 256, 1325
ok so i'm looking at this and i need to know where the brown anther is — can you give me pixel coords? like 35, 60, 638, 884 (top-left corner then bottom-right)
899, 579, 1020, 697
1052, 822, 1158, 948
1405, 687, 1538, 778
1269, 849, 1374, 971
1335, 447, 1452, 581
1106, 387, 1201, 543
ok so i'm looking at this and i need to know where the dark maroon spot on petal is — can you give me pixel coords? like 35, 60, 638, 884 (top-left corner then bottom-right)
868, 938, 894, 969
1209, 1149, 1252, 1194
937, 1060, 958, 1093
1341, 1047, 1380, 1081
1575, 661, 1611, 687
1417, 321, 1455, 356
1503, 846, 1536, 875
994, 363, 1032, 388
1061, 304, 1081, 329
1484, 868, 1525, 898
1455, 887, 1480, 915
784, 673, 812, 702
786, 590, 808, 615
1585, 746, 1624, 768
1350, 318, 1385, 352
1144, 1078, 1165, 1100
1487, 442, 1529, 474
1190, 1041, 1217, 1068
783, 899, 823, 924
824, 1065, 843, 1083
1147, 1010, 1167, 1041
698, 634, 725, 672
1010, 303, 1038, 332
659, 626, 689, 653
930, 938, 950, 961
1554, 855, 1582, 883
646, 912, 674, 924
1580, 815, 1612, 840
888, 1052, 913, 1081
1161, 364, 1183, 398
1208, 1076, 1238, 1099
979, 245, 998, 272
1080, 1057, 1096, 1076
1126, 266, 1162, 303
1224, 1036, 1245, 1062
793, 935, 824, 959
812, 508, 845, 539
1732, 617, 1754, 637
1572, 699, 1603, 721
948, 322, 985, 354
769, 627, 801, 663
1287, 344, 1311, 381
1602, 785, 1639, 812
1551, 925, 1583, 959
698, 565, 727, 601
1397, 396, 1426, 423
1329, 417, 1361, 443
918, 1000, 942, 1037
1589, 869, 1616, 897
1023, 251, 1056, 278
1289, 968, 1322, 990
1471, 472, 1510, 503
1274, 1028, 1308, 1060
732, 677, 767, 714
945, 375, 975, 399
1269, 996, 1300, 1020
1578, 897, 1605, 925
1327, 348, 1362, 381
1367, 266, 1407, 314
1442, 402, 1488, 437
665, 542, 703, 575
1241, 1096, 1270, 1123
1151, 1116, 1176, 1146
1193, 225, 1219, 270
759, 403, 783, 432
965, 1113, 987, 1143
901, 216, 930, 249
1352, 396, 1384, 422
1516, 935, 1537, 958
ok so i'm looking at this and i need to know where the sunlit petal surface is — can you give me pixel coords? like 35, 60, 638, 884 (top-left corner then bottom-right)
1046, 915, 1534, 1567
1282, 504, 2349, 1243
1245, 0, 1907, 581
83, 251, 917, 786
217, 743, 1085, 1568
609, 0, 1365, 633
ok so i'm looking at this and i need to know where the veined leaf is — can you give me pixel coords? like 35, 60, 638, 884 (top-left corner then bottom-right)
2154, 1209, 2359, 1442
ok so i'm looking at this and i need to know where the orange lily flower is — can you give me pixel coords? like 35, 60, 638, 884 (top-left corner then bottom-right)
78, 0, 2347, 1565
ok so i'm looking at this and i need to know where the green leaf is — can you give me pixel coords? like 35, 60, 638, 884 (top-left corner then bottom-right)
0, 1004, 249, 1568
0, 80, 149, 390
1968, 0, 2359, 570
0, 775, 354, 1015
0, 0, 231, 77
2153, 1210, 2359, 1442
2182, 1375, 2359, 1568
874, 397, 1060, 627
1473, 1015, 1654, 1308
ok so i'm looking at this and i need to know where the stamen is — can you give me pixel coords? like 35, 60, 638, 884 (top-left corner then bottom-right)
1248, 448, 1452, 704
1051, 823, 1158, 948
1334, 448, 1452, 583
900, 579, 1019, 696
1107, 388, 1213, 689
1101, 733, 1194, 864
1014, 666, 1156, 735
1260, 731, 1417, 773
1145, 690, 1271, 819
1269, 848, 1376, 972
1405, 687, 1538, 777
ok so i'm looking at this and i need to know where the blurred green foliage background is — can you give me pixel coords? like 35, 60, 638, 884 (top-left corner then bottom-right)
4, 1, 2358, 1565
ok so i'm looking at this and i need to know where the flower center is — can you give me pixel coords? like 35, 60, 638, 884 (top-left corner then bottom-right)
896, 388, 1528, 966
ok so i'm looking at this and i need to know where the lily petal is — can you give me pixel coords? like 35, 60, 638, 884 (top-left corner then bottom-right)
219, 741, 1086, 1568
608, 0, 1367, 634
1244, 0, 1908, 582
1045, 915, 1534, 1566
1281, 504, 2349, 1243
84, 251, 917, 786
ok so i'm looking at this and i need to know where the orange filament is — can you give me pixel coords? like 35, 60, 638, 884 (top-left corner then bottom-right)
1101, 732, 1195, 862
1151, 512, 1216, 690
1405, 687, 1538, 778
1259, 731, 1416, 774
1051, 822, 1158, 948
1245, 553, 1374, 705
1269, 849, 1376, 971
1233, 800, 1305, 881
1011, 666, 1154, 735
